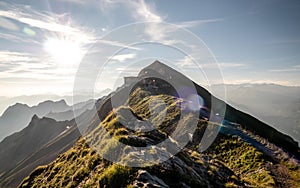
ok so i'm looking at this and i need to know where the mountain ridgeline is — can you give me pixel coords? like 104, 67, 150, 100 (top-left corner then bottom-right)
0, 100, 70, 142
19, 61, 300, 187
211, 83, 300, 144
0, 99, 98, 187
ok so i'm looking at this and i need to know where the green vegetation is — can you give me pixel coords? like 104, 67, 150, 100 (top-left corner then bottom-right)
20, 138, 102, 188
96, 164, 133, 187
208, 136, 275, 187
19, 86, 300, 188
283, 159, 300, 187
129, 88, 182, 130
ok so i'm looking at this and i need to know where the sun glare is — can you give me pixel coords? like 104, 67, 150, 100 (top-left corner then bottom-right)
44, 37, 84, 65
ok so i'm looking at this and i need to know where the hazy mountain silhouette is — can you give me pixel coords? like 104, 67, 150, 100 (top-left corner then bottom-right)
45, 99, 95, 121
0, 98, 99, 143
19, 61, 300, 187
0, 100, 100, 187
0, 88, 112, 115
212, 84, 300, 144
0, 100, 70, 142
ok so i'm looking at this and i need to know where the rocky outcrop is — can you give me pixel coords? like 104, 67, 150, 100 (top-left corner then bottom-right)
133, 170, 169, 188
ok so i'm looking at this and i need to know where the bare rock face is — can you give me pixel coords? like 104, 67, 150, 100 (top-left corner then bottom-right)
133, 170, 169, 188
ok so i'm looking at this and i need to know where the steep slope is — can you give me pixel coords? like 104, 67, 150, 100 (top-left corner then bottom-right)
141, 61, 299, 158
0, 123, 82, 188
0, 101, 101, 188
0, 116, 72, 186
19, 61, 300, 187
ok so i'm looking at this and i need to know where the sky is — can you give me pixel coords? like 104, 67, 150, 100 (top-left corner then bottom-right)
0, 0, 300, 98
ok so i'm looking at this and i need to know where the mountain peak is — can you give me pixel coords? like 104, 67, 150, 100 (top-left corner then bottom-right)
37, 99, 67, 106
144, 60, 172, 71
31, 114, 39, 120
150, 60, 164, 66
138, 60, 187, 82
1, 103, 30, 118
19, 62, 300, 187
14, 102, 29, 107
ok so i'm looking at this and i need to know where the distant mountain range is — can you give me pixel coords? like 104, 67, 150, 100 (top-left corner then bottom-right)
0, 98, 98, 142
0, 100, 70, 142
17, 61, 300, 187
211, 84, 300, 144
0, 88, 112, 115
2, 83, 298, 145
0, 99, 101, 187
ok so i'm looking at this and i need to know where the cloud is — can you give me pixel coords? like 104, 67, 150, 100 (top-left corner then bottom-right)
0, 16, 19, 31
98, 40, 142, 51
127, 0, 163, 22
0, 2, 96, 44
1, 2, 149, 51
0, 32, 38, 44
0, 51, 34, 63
120, 1, 224, 47
126, 1, 173, 43
123, 1, 224, 44
269, 65, 300, 72
0, 49, 79, 85
100, 0, 163, 22
176, 55, 246, 69
0, 2, 99, 85
0, 51, 52, 73
115, 66, 140, 73
111, 53, 136, 62
174, 18, 225, 28
98, 0, 224, 47
222, 79, 296, 86
218, 63, 247, 68
52, 0, 85, 4
99, 0, 166, 41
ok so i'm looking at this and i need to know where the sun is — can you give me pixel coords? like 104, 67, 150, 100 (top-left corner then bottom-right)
44, 37, 84, 66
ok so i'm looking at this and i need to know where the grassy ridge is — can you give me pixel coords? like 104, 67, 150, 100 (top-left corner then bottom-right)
20, 87, 300, 187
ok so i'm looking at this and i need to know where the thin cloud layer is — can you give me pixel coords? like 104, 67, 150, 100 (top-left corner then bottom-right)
269, 65, 300, 72
0, 1, 97, 92
111, 53, 137, 62
0, 2, 95, 44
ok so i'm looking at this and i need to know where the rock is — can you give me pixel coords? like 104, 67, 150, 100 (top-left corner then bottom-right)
133, 170, 169, 188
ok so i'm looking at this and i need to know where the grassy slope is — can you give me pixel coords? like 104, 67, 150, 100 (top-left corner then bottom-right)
20, 87, 300, 188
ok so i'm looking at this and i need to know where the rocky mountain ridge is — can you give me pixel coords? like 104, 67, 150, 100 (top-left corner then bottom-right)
17, 61, 300, 187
